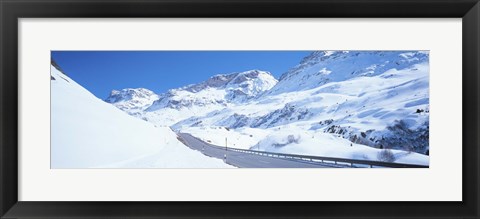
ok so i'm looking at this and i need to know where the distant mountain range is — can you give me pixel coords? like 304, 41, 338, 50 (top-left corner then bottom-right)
103, 51, 429, 162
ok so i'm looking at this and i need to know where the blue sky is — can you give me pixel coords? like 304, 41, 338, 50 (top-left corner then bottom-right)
51, 51, 311, 99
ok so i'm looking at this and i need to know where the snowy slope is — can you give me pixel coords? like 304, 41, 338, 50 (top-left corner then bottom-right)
51, 64, 232, 168
267, 51, 428, 95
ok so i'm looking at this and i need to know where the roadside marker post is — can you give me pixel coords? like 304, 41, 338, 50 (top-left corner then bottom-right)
225, 137, 228, 163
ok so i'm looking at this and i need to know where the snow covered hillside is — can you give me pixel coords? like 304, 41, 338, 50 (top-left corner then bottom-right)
51, 64, 232, 168
106, 51, 430, 166
266, 51, 429, 95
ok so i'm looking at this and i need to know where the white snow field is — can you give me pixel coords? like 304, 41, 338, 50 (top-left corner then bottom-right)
50, 65, 232, 168
179, 126, 428, 166
105, 51, 430, 166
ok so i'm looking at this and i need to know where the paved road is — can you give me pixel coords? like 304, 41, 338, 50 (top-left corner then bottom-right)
177, 133, 335, 168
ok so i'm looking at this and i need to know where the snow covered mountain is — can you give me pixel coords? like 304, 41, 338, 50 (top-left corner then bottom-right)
267, 51, 429, 95
51, 63, 231, 168
105, 69, 277, 125
146, 70, 277, 111
106, 51, 430, 165
105, 88, 159, 116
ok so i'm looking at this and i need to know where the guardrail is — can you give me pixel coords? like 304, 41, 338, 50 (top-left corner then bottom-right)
209, 143, 428, 168
178, 132, 428, 168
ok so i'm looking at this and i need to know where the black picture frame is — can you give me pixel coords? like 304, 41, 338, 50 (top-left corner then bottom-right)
1, 0, 479, 218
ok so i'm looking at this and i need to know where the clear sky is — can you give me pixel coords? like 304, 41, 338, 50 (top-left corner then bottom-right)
51, 51, 311, 99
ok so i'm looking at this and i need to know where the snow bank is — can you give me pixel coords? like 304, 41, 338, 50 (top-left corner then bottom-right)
51, 65, 232, 168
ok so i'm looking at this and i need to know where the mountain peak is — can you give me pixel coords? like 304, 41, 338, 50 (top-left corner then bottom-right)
184, 69, 275, 93
105, 88, 157, 103
104, 88, 159, 115
146, 70, 278, 111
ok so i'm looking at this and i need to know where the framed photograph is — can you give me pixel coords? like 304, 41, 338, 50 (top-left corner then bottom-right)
49, 50, 430, 169
1, 0, 479, 218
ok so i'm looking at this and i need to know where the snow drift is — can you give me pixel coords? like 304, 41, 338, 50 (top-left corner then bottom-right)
51, 64, 231, 168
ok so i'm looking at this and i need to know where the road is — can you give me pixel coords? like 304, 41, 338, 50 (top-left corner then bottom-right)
177, 133, 335, 168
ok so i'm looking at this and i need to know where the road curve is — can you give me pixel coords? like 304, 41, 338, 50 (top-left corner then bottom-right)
177, 133, 335, 168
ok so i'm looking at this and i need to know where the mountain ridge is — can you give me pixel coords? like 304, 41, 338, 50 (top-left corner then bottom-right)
105, 69, 278, 113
